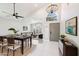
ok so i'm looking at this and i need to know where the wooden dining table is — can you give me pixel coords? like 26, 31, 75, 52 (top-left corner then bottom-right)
1, 34, 32, 55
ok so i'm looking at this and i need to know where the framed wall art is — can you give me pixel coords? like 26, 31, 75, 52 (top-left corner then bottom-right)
65, 16, 77, 36
23, 26, 28, 31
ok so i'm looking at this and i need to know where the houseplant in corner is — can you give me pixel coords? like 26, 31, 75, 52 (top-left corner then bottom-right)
60, 35, 66, 38
60, 35, 66, 41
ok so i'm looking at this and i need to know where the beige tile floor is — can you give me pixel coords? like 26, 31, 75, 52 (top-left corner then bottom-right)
28, 39, 59, 56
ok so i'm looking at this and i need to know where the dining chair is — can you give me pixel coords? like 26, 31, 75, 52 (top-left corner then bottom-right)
0, 36, 7, 53
7, 38, 21, 56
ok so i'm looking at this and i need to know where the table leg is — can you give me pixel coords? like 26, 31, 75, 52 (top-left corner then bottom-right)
30, 37, 32, 48
21, 40, 24, 54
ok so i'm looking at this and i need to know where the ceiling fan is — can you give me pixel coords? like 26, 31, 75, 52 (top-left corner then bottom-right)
12, 3, 24, 19
0, 3, 24, 19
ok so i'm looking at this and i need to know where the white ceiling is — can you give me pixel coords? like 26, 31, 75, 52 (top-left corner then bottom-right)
0, 3, 49, 19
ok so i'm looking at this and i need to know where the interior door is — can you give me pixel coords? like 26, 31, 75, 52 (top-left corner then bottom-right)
49, 23, 60, 41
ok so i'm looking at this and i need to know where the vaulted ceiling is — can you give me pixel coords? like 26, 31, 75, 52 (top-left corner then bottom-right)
0, 3, 49, 20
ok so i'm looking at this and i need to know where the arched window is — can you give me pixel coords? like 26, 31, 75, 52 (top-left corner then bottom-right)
46, 12, 57, 21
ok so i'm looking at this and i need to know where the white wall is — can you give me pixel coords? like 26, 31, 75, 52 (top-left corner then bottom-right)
0, 17, 24, 35
61, 3, 79, 55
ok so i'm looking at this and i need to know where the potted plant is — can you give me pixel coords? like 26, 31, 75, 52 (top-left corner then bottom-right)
8, 28, 18, 34
60, 35, 66, 38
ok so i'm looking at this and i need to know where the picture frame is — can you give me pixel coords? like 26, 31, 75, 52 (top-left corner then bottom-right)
23, 26, 28, 31
65, 16, 77, 36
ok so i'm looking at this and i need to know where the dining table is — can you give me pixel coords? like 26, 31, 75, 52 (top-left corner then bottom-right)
1, 34, 32, 55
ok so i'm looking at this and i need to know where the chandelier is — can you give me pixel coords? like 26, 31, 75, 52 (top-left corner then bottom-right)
46, 4, 58, 21
46, 4, 58, 13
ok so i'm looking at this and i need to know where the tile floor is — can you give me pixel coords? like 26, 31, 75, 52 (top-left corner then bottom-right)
28, 39, 59, 56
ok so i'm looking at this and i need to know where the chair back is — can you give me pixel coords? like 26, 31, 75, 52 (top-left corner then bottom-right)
0, 36, 4, 42
7, 38, 15, 45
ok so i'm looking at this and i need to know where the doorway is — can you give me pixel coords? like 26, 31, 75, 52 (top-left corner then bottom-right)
49, 23, 60, 41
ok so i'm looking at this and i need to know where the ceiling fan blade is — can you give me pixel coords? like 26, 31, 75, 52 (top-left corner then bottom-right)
15, 16, 18, 19
17, 16, 24, 18
15, 16, 24, 19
